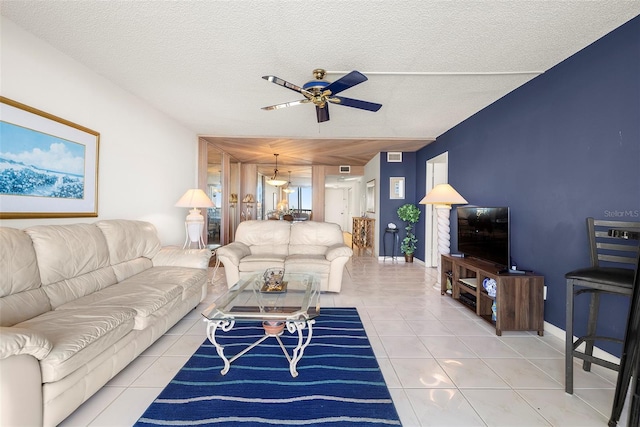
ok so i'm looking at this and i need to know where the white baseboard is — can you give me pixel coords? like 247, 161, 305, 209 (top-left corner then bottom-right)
377, 256, 426, 265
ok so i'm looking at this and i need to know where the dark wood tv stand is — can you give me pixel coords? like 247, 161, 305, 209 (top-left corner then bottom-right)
441, 254, 544, 336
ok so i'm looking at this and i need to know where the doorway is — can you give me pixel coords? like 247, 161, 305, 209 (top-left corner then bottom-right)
324, 175, 362, 233
325, 187, 348, 230
425, 152, 449, 267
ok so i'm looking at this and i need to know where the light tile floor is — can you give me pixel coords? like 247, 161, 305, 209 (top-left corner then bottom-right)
60, 257, 630, 426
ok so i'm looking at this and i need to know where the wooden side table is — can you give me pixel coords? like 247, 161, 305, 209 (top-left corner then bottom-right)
352, 217, 375, 257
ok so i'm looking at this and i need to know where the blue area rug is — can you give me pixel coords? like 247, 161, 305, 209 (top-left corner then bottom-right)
135, 307, 401, 426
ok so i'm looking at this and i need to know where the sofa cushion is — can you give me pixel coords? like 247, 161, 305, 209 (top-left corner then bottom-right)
41, 267, 119, 309
15, 307, 136, 383
56, 274, 183, 330
120, 266, 207, 300
110, 258, 153, 283
95, 220, 161, 266
235, 220, 291, 256
152, 247, 212, 270
285, 254, 331, 274
0, 227, 50, 326
238, 254, 286, 273
24, 224, 111, 286
289, 221, 345, 255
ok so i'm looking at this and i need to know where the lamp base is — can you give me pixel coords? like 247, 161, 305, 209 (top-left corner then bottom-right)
433, 207, 451, 289
183, 208, 205, 249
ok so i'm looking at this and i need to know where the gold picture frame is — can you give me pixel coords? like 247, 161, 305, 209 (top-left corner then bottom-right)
0, 97, 100, 219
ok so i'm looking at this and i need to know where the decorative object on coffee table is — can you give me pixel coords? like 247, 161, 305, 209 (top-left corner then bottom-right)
261, 268, 286, 293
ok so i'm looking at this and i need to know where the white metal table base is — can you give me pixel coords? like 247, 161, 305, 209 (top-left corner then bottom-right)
204, 318, 315, 377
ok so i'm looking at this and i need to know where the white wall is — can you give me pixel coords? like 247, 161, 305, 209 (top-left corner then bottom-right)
1, 17, 199, 245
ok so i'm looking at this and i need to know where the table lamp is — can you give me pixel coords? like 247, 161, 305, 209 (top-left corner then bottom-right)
419, 184, 468, 287
175, 188, 214, 248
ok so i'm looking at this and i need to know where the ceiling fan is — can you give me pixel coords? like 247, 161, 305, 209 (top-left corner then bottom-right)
261, 68, 382, 123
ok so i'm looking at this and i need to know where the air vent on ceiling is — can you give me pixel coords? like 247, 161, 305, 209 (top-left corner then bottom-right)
339, 165, 351, 173
387, 152, 402, 162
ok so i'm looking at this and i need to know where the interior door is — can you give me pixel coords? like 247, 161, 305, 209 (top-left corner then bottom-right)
425, 152, 449, 267
325, 187, 347, 230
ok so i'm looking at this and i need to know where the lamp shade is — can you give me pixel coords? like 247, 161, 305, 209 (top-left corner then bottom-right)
419, 184, 467, 207
175, 189, 214, 208
266, 177, 287, 187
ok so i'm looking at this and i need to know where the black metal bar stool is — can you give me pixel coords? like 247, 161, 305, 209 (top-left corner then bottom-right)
565, 218, 640, 395
609, 253, 640, 426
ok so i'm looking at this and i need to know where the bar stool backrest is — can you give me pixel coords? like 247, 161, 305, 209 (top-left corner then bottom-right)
587, 218, 640, 268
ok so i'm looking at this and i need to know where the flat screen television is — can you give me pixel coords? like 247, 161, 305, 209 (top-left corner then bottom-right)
457, 206, 510, 268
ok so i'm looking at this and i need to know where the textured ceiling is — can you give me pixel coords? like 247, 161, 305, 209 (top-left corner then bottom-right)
2, 1, 639, 166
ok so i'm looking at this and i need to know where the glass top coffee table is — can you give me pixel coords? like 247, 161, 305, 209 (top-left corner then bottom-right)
201, 272, 320, 377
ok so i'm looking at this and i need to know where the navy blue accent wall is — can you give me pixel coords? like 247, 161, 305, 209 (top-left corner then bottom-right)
379, 152, 417, 257
417, 16, 640, 355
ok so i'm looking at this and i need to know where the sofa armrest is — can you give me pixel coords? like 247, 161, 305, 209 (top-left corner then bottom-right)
325, 244, 354, 261
0, 354, 43, 426
0, 327, 52, 360
216, 242, 251, 266
151, 247, 211, 269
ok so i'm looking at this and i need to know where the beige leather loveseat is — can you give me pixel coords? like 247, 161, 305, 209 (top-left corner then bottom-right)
216, 220, 352, 292
0, 220, 211, 426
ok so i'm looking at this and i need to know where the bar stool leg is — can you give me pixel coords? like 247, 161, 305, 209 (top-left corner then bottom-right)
629, 365, 640, 427
566, 279, 575, 394
583, 291, 602, 372
608, 258, 640, 426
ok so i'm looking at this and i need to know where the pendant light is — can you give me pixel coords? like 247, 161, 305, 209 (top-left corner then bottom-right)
266, 154, 287, 187
283, 171, 295, 193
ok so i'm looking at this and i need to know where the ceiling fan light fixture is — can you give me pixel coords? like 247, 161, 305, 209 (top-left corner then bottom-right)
266, 154, 287, 187
261, 68, 382, 123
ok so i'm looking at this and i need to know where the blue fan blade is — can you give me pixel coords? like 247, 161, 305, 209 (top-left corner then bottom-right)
331, 96, 382, 112
316, 105, 330, 123
323, 71, 368, 95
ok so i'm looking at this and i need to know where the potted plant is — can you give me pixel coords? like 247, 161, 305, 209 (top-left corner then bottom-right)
397, 203, 421, 262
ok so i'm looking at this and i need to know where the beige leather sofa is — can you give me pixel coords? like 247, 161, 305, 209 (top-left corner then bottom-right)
217, 220, 352, 292
0, 220, 211, 426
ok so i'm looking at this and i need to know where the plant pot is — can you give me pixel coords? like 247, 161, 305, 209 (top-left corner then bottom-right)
404, 254, 414, 263
262, 321, 285, 335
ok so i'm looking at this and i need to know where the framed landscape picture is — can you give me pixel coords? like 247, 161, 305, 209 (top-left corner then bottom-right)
390, 177, 405, 199
0, 97, 100, 219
